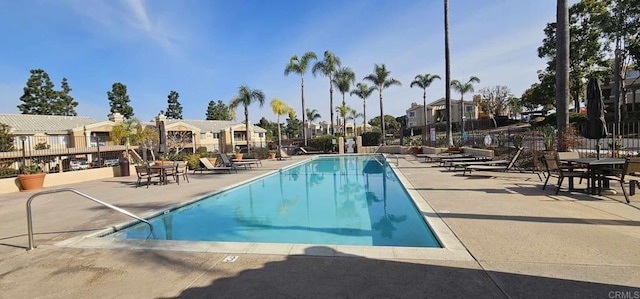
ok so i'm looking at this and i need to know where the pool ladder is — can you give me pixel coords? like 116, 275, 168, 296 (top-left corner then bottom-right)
26, 188, 154, 251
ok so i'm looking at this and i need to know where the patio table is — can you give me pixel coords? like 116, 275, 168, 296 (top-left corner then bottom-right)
560, 158, 626, 194
148, 164, 175, 185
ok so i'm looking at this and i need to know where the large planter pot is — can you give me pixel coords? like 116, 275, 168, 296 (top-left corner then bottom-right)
234, 153, 243, 160
154, 161, 172, 166
268, 152, 276, 159
18, 173, 46, 192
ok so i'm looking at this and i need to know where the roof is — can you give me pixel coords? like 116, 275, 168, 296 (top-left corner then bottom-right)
0, 114, 97, 134
163, 119, 267, 133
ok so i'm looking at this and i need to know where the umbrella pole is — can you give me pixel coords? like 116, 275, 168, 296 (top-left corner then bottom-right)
596, 140, 600, 160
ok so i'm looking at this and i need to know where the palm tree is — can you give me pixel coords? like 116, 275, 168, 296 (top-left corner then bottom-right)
332, 67, 356, 133
271, 98, 293, 152
556, 0, 570, 151
350, 83, 375, 133
335, 104, 351, 135
229, 85, 265, 155
450, 76, 480, 132
444, 0, 453, 146
347, 108, 363, 136
363, 63, 401, 145
284, 51, 317, 147
312, 51, 342, 135
305, 108, 321, 137
410, 73, 441, 144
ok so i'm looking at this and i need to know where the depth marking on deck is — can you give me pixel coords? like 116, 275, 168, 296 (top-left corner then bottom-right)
223, 255, 239, 262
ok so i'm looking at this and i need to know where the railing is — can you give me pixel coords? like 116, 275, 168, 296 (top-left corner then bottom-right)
26, 188, 154, 250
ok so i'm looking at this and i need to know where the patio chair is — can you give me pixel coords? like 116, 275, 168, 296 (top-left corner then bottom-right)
173, 161, 189, 184
463, 148, 524, 175
603, 157, 640, 203
135, 165, 159, 188
195, 157, 236, 174
450, 158, 509, 171
277, 149, 293, 160
298, 147, 323, 155
540, 154, 589, 194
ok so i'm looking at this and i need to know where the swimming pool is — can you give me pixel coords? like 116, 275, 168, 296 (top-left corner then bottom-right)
106, 155, 441, 248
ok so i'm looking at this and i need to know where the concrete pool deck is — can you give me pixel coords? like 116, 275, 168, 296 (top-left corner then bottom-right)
0, 155, 639, 298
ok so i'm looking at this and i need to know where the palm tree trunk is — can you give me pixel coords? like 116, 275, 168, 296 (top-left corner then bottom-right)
379, 89, 385, 145
277, 115, 282, 151
301, 76, 307, 146
460, 94, 464, 133
556, 0, 569, 151
363, 100, 367, 134
423, 89, 427, 144
329, 78, 334, 135
245, 107, 251, 154
444, 0, 453, 147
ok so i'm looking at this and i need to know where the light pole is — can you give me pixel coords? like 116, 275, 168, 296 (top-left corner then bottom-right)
92, 133, 101, 168
20, 136, 26, 173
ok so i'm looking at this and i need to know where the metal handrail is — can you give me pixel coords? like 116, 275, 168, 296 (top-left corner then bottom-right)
26, 188, 154, 251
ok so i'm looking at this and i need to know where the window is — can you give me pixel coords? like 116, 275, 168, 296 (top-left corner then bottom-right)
49, 135, 68, 145
233, 133, 244, 141
200, 133, 206, 140
408, 111, 416, 118
408, 122, 416, 127
212, 133, 220, 139
258, 133, 264, 138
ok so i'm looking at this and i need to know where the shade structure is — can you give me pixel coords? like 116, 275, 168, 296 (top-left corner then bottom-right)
158, 121, 168, 154
585, 77, 608, 139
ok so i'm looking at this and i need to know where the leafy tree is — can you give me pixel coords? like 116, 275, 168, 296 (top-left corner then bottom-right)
369, 115, 400, 135
410, 73, 441, 142
0, 123, 15, 152
285, 51, 317, 146
312, 51, 342, 135
164, 90, 183, 119
478, 85, 513, 127
364, 63, 401, 144
18, 69, 78, 115
206, 100, 233, 120
507, 96, 524, 119
54, 78, 78, 116
450, 76, 480, 128
521, 71, 556, 112
350, 83, 375, 133
229, 85, 265, 155
271, 98, 294, 151
107, 82, 134, 119
285, 110, 302, 138
255, 117, 277, 142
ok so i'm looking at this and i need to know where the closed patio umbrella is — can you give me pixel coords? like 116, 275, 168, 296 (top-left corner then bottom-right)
158, 121, 168, 159
584, 77, 608, 158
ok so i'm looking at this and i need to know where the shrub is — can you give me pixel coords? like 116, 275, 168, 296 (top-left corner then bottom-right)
195, 147, 208, 154
361, 132, 382, 146
247, 148, 269, 160
309, 135, 337, 152
184, 154, 201, 170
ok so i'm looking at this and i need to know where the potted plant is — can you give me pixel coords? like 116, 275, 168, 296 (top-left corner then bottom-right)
233, 148, 243, 160
18, 163, 46, 192
268, 150, 277, 160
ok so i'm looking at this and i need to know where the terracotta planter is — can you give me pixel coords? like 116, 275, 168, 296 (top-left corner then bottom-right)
154, 161, 172, 166
269, 152, 276, 159
234, 153, 243, 160
207, 157, 217, 166
18, 173, 46, 192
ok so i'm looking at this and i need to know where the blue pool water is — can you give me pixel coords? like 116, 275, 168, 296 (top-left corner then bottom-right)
107, 155, 441, 248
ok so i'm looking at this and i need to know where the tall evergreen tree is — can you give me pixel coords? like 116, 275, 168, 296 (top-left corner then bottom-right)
285, 110, 302, 138
18, 69, 57, 115
107, 82, 134, 119
206, 100, 233, 120
0, 123, 15, 152
164, 90, 183, 119
55, 78, 78, 116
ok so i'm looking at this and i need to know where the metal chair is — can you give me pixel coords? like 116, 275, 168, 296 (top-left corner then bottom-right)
173, 161, 189, 185
541, 154, 589, 194
603, 157, 640, 203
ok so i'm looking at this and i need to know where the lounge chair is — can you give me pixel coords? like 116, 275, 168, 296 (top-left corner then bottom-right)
449, 158, 509, 171
463, 148, 524, 175
194, 157, 236, 174
231, 156, 262, 167
277, 149, 292, 160
218, 154, 259, 169
298, 147, 323, 155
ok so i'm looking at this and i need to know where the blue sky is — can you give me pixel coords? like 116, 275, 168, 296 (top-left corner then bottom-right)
0, 0, 569, 124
